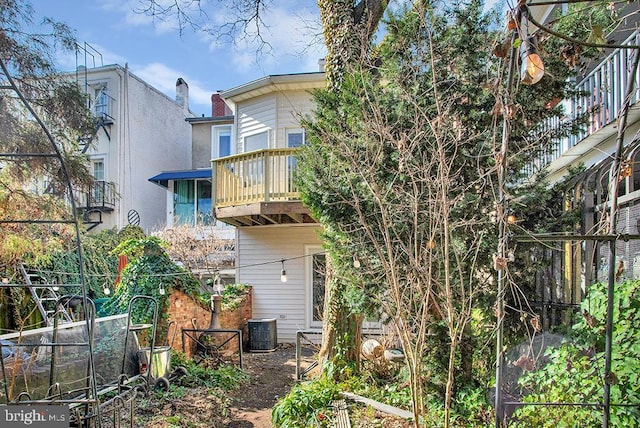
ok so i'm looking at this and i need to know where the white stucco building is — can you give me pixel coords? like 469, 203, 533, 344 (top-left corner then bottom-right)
74, 64, 193, 232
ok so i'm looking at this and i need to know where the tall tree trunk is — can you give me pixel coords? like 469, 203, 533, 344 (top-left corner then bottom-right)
317, 255, 363, 378
316, 0, 387, 376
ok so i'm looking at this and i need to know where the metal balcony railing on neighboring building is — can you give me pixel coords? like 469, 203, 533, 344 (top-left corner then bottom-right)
528, 29, 640, 176
74, 180, 117, 230
75, 180, 117, 211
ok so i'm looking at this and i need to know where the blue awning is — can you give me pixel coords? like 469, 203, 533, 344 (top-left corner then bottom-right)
148, 169, 212, 188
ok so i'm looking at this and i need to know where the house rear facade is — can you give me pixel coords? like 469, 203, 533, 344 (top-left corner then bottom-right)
212, 72, 327, 342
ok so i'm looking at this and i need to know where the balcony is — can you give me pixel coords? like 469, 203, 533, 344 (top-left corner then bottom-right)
529, 29, 640, 181
212, 148, 316, 227
75, 180, 116, 211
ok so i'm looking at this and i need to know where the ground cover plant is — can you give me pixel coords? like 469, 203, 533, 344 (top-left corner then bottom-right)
136, 351, 248, 427
511, 279, 640, 427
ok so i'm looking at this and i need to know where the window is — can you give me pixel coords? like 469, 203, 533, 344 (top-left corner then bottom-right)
286, 129, 305, 148
197, 180, 213, 225
93, 160, 104, 181
93, 85, 109, 118
174, 179, 213, 226
244, 131, 269, 152
306, 246, 326, 328
174, 180, 195, 226
213, 125, 232, 159
633, 151, 640, 193
286, 128, 304, 178
92, 159, 105, 203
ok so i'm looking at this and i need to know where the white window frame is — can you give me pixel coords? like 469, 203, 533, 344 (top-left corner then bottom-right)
212, 125, 233, 159
305, 245, 326, 329
89, 81, 110, 118
243, 130, 269, 153
91, 158, 105, 181
286, 128, 305, 148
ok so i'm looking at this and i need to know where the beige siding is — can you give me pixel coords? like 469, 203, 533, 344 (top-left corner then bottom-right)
191, 122, 213, 169
236, 94, 276, 151
274, 90, 316, 147
237, 225, 322, 342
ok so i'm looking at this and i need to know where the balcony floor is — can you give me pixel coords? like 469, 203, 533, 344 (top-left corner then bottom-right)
215, 201, 316, 227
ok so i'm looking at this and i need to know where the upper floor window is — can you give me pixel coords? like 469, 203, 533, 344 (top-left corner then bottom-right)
92, 159, 105, 203
244, 131, 269, 152
92, 84, 109, 118
92, 159, 105, 181
212, 125, 232, 159
286, 129, 305, 148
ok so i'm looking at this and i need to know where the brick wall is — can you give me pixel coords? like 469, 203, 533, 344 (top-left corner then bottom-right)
167, 287, 252, 356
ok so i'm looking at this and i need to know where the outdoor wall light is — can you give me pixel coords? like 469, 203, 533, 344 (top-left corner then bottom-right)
159, 285, 166, 295
280, 260, 288, 283
520, 36, 544, 85
103, 285, 111, 295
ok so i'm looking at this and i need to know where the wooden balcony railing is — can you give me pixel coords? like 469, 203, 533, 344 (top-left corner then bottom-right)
212, 148, 301, 208
528, 29, 640, 175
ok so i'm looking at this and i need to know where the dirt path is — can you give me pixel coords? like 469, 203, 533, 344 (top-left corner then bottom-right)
224, 344, 298, 428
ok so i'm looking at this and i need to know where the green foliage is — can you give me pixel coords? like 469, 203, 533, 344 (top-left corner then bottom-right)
511, 279, 640, 426
274, 370, 493, 428
170, 351, 248, 390
221, 283, 250, 311
0, 0, 95, 194
102, 236, 200, 324
343, 370, 412, 409
272, 377, 339, 428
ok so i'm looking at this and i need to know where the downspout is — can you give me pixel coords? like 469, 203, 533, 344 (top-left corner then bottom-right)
115, 64, 131, 229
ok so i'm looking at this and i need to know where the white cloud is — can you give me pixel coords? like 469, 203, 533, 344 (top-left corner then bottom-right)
100, 0, 183, 34
201, 3, 326, 75
132, 62, 212, 112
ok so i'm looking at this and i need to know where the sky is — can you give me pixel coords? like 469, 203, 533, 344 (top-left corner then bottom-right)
28, 0, 503, 117
29, 0, 328, 116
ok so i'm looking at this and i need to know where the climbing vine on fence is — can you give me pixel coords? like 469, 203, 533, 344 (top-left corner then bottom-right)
512, 279, 640, 427
102, 236, 200, 327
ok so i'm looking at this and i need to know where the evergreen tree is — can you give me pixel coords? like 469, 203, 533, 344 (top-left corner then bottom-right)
298, 1, 574, 425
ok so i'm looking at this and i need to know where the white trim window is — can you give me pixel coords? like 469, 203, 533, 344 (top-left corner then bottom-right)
212, 125, 233, 159
244, 130, 269, 152
305, 246, 326, 329
286, 128, 305, 148
91, 158, 105, 203
90, 82, 109, 119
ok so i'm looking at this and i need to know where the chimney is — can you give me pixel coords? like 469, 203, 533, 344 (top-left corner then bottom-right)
318, 58, 326, 72
211, 92, 232, 117
175, 78, 189, 114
